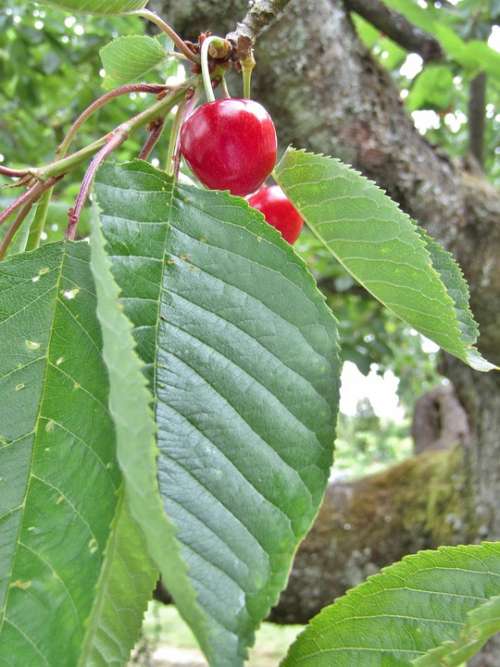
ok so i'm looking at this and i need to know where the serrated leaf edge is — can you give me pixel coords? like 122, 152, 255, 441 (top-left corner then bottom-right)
275, 147, 497, 372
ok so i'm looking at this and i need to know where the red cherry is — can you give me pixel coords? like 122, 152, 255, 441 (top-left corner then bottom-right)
180, 99, 277, 197
248, 185, 304, 244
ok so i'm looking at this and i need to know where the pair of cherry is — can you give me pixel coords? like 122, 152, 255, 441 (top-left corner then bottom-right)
180, 98, 303, 245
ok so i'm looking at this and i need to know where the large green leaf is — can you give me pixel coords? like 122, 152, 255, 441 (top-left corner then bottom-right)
89, 199, 210, 661
77, 494, 157, 667
92, 161, 340, 666
275, 148, 496, 372
100, 36, 166, 88
0, 242, 155, 665
39, 0, 148, 14
282, 542, 500, 666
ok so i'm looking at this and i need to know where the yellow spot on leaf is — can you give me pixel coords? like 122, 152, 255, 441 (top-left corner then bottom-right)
25, 340, 41, 351
11, 580, 31, 590
63, 288, 80, 300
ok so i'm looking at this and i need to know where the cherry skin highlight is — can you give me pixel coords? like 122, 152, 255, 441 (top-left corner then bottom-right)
248, 185, 304, 244
180, 99, 277, 197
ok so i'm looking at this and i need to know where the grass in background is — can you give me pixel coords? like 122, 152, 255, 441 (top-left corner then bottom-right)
130, 602, 304, 666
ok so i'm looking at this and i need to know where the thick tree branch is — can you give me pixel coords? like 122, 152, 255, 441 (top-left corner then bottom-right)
345, 0, 443, 61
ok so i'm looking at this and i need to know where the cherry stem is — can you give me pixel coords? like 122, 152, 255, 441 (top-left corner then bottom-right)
0, 177, 60, 229
221, 77, 231, 99
0, 83, 192, 245
66, 129, 128, 241
0, 204, 33, 260
241, 50, 256, 99
40, 83, 192, 180
201, 36, 223, 103
58, 83, 168, 158
64, 81, 191, 241
0, 165, 31, 178
165, 89, 199, 178
35, 84, 166, 252
131, 9, 199, 63
139, 117, 165, 160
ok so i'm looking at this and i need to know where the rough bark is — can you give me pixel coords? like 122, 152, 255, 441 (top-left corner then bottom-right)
153, 0, 500, 657
468, 72, 487, 169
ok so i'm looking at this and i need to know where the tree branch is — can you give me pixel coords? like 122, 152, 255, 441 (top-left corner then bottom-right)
66, 129, 128, 240
57, 83, 168, 157
0, 204, 32, 260
468, 72, 487, 169
345, 0, 444, 61
226, 0, 292, 59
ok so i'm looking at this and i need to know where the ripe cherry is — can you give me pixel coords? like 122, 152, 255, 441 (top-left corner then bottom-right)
180, 99, 277, 197
248, 185, 304, 244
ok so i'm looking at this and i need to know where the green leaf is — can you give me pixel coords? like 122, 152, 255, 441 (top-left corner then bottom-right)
282, 542, 500, 667
381, 0, 500, 80
407, 65, 454, 112
39, 0, 148, 15
352, 14, 380, 48
89, 199, 210, 661
77, 493, 157, 667
275, 148, 496, 372
0, 242, 154, 665
93, 161, 341, 666
100, 36, 165, 88
352, 14, 406, 70
415, 227, 477, 346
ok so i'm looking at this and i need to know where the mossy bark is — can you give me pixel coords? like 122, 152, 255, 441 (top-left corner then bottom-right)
269, 446, 474, 623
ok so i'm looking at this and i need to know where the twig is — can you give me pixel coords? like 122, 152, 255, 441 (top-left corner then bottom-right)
0, 82, 193, 244
345, 0, 443, 62
58, 83, 168, 157
226, 0, 291, 60
0, 165, 31, 178
139, 118, 165, 160
131, 9, 199, 63
0, 177, 60, 228
0, 204, 32, 260
39, 82, 193, 179
66, 129, 128, 240
166, 100, 185, 178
